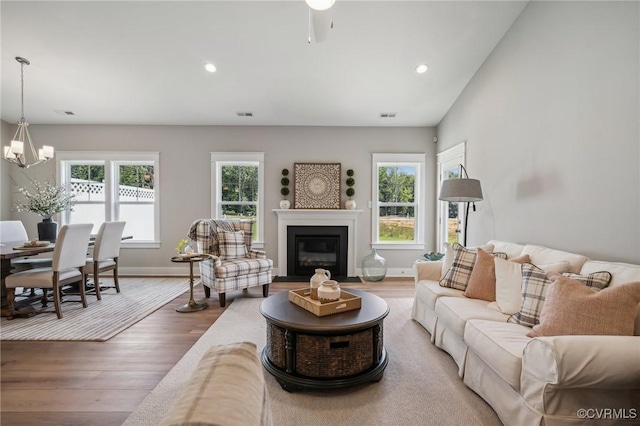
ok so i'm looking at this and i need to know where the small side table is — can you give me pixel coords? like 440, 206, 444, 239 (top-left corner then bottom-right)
170, 254, 210, 313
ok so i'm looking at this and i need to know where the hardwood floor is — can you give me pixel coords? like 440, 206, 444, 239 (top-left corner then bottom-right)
1, 278, 414, 426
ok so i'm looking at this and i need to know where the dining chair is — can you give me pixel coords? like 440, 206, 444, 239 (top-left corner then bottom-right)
83, 221, 126, 300
0, 220, 53, 272
5, 223, 93, 319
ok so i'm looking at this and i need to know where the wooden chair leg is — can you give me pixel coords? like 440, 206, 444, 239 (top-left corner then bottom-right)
262, 284, 269, 297
219, 292, 226, 308
113, 258, 120, 293
7, 288, 15, 319
52, 274, 62, 319
203, 285, 211, 298
93, 262, 102, 301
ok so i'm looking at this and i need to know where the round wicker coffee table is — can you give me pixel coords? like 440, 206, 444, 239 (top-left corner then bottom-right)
260, 289, 389, 392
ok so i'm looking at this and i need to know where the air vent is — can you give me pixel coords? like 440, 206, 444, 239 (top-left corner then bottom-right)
54, 110, 75, 116
237, 112, 253, 117
379, 113, 397, 118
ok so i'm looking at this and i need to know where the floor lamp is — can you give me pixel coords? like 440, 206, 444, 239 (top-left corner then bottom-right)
438, 165, 483, 246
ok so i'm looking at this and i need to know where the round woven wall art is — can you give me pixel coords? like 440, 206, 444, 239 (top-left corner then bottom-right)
294, 163, 341, 209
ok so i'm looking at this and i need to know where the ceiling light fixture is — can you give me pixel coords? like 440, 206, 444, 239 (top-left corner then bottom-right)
416, 64, 428, 74
3, 57, 54, 169
305, 0, 335, 11
205, 63, 217, 73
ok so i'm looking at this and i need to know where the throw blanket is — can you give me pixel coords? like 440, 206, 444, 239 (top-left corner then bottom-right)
188, 219, 235, 256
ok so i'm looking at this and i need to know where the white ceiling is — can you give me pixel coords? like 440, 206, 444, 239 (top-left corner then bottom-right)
0, 1, 527, 127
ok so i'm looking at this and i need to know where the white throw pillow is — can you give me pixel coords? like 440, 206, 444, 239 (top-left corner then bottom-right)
538, 261, 570, 274
493, 257, 523, 314
441, 242, 454, 278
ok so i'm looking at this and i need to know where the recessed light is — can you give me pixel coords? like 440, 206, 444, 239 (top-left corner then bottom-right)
205, 63, 217, 73
415, 64, 428, 74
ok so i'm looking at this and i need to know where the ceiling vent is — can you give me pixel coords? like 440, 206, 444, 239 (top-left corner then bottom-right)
55, 110, 75, 116
379, 113, 397, 118
237, 112, 253, 117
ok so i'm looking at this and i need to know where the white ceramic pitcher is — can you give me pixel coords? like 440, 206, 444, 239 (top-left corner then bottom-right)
310, 268, 331, 300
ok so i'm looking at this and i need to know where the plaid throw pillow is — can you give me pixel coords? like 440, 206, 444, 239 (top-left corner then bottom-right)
508, 263, 550, 327
561, 271, 612, 290
218, 230, 248, 260
509, 265, 613, 327
439, 243, 478, 291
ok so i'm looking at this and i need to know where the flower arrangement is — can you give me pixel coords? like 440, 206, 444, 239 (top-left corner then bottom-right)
15, 180, 76, 218
175, 238, 190, 254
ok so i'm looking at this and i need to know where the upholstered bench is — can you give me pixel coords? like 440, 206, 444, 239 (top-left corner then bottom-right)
161, 342, 272, 426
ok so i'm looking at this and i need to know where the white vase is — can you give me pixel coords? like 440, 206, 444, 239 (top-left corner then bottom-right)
345, 199, 356, 210
279, 199, 291, 209
318, 280, 341, 302
310, 268, 331, 300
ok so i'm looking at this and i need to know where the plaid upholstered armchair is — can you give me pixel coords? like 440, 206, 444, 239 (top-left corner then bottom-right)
188, 219, 273, 307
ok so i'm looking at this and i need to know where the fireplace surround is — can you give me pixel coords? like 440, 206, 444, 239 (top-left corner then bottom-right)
275, 209, 362, 278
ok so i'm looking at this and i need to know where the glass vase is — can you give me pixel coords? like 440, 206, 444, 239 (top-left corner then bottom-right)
362, 248, 387, 282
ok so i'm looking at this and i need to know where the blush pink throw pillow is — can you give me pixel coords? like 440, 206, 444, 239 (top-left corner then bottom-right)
464, 249, 530, 301
527, 277, 640, 337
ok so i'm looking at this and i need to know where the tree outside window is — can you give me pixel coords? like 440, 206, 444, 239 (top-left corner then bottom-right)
371, 153, 425, 249
220, 165, 258, 221
378, 165, 417, 242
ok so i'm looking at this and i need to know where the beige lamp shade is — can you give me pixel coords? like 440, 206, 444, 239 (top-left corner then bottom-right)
439, 178, 483, 202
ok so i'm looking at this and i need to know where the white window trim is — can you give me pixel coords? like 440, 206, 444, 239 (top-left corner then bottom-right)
436, 142, 466, 250
210, 152, 265, 249
371, 153, 426, 250
56, 151, 161, 248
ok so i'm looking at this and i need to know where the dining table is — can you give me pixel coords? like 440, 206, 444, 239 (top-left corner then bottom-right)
0, 235, 132, 317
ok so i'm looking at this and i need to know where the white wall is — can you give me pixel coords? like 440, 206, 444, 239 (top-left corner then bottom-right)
2, 124, 437, 274
437, 1, 640, 263
0, 121, 12, 219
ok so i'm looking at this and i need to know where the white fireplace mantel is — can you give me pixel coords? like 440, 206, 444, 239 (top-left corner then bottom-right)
274, 209, 362, 277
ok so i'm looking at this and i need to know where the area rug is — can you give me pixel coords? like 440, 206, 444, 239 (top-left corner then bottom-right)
0, 277, 190, 341
123, 297, 501, 426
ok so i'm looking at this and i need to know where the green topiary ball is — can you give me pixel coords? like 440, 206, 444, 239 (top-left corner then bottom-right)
281, 187, 290, 196
346, 177, 355, 187
281, 177, 290, 186
346, 187, 355, 197
282, 168, 289, 176
346, 169, 354, 177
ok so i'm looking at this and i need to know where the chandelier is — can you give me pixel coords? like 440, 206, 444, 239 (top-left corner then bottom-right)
3, 57, 54, 169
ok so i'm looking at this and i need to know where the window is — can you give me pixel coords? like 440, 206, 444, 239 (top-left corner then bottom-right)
436, 143, 465, 250
57, 152, 160, 247
371, 153, 426, 249
211, 152, 264, 248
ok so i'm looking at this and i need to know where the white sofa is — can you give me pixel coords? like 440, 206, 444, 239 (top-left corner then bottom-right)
412, 240, 640, 426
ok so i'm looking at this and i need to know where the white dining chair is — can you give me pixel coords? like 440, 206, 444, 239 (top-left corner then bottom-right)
0, 220, 53, 272
83, 221, 126, 300
5, 223, 93, 319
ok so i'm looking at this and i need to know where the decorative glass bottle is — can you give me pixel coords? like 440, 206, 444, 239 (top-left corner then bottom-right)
362, 248, 387, 282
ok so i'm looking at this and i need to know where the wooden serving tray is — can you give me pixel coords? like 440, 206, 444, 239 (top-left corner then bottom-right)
288, 288, 362, 317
